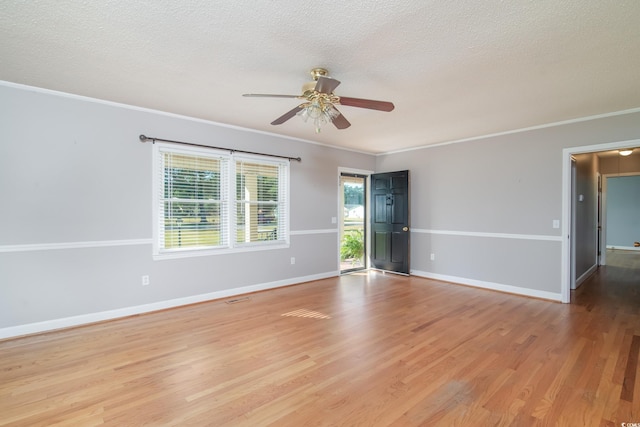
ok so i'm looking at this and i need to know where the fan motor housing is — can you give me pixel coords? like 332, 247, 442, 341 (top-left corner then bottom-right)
310, 68, 329, 80
302, 68, 330, 94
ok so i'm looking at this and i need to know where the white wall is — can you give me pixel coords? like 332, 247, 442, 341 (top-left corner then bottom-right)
376, 110, 640, 300
0, 83, 376, 337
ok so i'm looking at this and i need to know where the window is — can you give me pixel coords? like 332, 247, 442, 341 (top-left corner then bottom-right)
234, 159, 287, 245
153, 143, 289, 258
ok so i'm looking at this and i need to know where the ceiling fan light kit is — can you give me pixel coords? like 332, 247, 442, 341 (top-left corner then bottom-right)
243, 68, 394, 133
297, 96, 341, 134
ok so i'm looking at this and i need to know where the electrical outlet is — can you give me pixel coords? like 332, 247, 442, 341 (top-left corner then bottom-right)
142, 275, 150, 286
430, 253, 435, 261
291, 257, 296, 265
553, 220, 560, 229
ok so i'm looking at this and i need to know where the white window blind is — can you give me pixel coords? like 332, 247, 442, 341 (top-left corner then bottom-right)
157, 149, 229, 251
153, 143, 289, 258
234, 158, 288, 245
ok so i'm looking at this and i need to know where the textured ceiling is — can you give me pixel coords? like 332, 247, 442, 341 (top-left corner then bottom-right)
1, 0, 639, 154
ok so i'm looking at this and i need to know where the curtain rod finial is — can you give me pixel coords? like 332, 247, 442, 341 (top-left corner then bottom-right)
139, 134, 148, 142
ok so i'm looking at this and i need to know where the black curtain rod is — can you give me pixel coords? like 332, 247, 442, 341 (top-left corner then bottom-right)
139, 135, 302, 162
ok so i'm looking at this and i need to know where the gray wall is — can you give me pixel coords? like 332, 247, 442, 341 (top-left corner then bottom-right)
0, 83, 375, 332
606, 175, 640, 248
376, 110, 640, 298
3, 80, 640, 336
573, 153, 598, 280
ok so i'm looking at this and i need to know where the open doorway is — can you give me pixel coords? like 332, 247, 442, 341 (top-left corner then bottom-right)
339, 173, 367, 274
601, 173, 640, 262
562, 139, 640, 302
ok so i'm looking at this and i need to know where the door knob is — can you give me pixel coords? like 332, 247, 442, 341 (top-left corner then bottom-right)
402, 226, 409, 232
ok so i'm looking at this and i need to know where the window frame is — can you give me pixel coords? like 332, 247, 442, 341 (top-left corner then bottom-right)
152, 142, 290, 260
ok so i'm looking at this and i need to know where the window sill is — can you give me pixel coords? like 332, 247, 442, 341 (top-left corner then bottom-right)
153, 241, 290, 260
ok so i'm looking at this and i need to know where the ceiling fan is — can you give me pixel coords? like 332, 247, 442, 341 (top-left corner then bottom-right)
243, 68, 394, 133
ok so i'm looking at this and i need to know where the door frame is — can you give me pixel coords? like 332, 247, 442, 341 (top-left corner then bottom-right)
338, 167, 373, 272
570, 157, 576, 290
561, 138, 640, 303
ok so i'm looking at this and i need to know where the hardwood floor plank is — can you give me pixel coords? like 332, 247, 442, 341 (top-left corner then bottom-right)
621, 335, 640, 402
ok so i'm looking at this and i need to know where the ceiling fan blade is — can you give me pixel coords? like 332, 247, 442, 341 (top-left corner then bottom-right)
315, 76, 341, 94
338, 96, 395, 112
332, 110, 351, 129
271, 105, 303, 125
243, 94, 300, 99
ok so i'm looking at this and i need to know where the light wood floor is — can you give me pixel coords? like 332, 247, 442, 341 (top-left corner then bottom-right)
1, 252, 639, 426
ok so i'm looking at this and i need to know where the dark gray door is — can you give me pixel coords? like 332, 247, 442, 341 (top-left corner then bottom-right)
370, 170, 410, 274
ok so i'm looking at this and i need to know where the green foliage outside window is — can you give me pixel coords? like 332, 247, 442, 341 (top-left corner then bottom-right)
340, 229, 364, 265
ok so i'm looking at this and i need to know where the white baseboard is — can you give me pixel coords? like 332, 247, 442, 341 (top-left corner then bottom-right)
606, 245, 640, 252
0, 271, 338, 340
410, 270, 562, 302
573, 264, 598, 289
